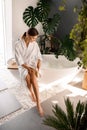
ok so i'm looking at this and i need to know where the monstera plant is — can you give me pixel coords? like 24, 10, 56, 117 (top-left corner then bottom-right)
23, 0, 50, 27
23, 0, 60, 53
23, 6, 38, 27
70, 0, 87, 89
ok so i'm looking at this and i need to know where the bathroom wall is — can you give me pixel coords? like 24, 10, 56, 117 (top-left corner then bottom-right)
12, 0, 82, 41
51, 0, 82, 39
12, 0, 43, 44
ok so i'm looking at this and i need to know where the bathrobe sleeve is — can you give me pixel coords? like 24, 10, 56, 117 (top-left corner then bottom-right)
15, 41, 24, 66
37, 43, 42, 61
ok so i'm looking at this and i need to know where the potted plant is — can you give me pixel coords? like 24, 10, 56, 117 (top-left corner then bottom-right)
70, 0, 87, 89
22, 0, 82, 60
43, 98, 87, 130
23, 0, 60, 54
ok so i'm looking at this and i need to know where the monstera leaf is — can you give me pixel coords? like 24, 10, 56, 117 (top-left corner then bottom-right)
42, 13, 60, 35
35, 0, 50, 22
23, 6, 38, 27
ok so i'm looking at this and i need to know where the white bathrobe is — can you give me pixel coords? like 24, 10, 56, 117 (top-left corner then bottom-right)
15, 39, 42, 79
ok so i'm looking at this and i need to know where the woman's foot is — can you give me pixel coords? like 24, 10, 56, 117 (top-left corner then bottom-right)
37, 105, 44, 117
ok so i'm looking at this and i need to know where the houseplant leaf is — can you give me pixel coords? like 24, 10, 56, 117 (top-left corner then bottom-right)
42, 13, 60, 35
35, 0, 50, 22
56, 35, 77, 61
23, 6, 38, 27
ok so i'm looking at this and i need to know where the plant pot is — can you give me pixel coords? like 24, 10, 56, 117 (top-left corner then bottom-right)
82, 69, 87, 90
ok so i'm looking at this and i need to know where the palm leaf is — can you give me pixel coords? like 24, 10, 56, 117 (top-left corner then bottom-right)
79, 103, 87, 130
23, 6, 38, 27
76, 102, 87, 130
43, 98, 87, 130
43, 115, 69, 130
65, 98, 75, 129
43, 103, 71, 130
52, 104, 70, 130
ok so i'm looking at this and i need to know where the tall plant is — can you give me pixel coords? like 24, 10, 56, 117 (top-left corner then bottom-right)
23, 0, 60, 54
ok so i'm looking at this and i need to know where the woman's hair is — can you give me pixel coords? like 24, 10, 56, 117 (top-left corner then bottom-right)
22, 28, 39, 39
22, 32, 26, 39
27, 28, 39, 36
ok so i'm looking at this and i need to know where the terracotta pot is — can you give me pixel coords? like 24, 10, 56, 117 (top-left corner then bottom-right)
82, 70, 87, 90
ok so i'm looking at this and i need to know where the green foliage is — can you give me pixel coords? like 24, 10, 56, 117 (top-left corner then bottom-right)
23, 6, 38, 27
43, 98, 87, 130
23, 0, 60, 55
70, 0, 87, 68
55, 35, 77, 61
79, 103, 87, 130
35, 0, 50, 22
23, 0, 60, 35
42, 13, 60, 35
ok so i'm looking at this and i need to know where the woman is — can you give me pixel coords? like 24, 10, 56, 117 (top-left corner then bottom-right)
15, 28, 44, 116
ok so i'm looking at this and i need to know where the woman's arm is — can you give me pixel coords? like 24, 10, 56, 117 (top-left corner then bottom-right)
37, 59, 41, 71
22, 64, 31, 72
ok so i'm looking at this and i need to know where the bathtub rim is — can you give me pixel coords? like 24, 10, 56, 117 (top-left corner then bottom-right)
41, 54, 80, 70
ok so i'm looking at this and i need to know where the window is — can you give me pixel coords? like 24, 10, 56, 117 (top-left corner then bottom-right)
0, 0, 6, 65
0, 0, 12, 66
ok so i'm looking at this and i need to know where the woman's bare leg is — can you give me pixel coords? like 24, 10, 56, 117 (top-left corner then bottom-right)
30, 69, 44, 116
25, 74, 36, 102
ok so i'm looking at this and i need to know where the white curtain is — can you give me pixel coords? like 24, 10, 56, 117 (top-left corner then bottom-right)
0, 0, 12, 65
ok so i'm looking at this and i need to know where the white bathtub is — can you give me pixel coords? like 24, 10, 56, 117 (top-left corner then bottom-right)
38, 54, 81, 91
8, 55, 81, 91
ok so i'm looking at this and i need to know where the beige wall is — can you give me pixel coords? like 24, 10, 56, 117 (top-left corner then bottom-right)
12, 0, 43, 44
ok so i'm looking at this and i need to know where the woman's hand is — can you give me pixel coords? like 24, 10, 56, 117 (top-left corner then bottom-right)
35, 68, 41, 78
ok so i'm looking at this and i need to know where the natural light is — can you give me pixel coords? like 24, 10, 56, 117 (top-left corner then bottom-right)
0, 0, 12, 66
0, 0, 5, 65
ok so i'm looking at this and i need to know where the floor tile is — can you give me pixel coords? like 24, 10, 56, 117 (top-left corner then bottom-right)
0, 91, 22, 118
0, 79, 7, 91
0, 107, 54, 130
